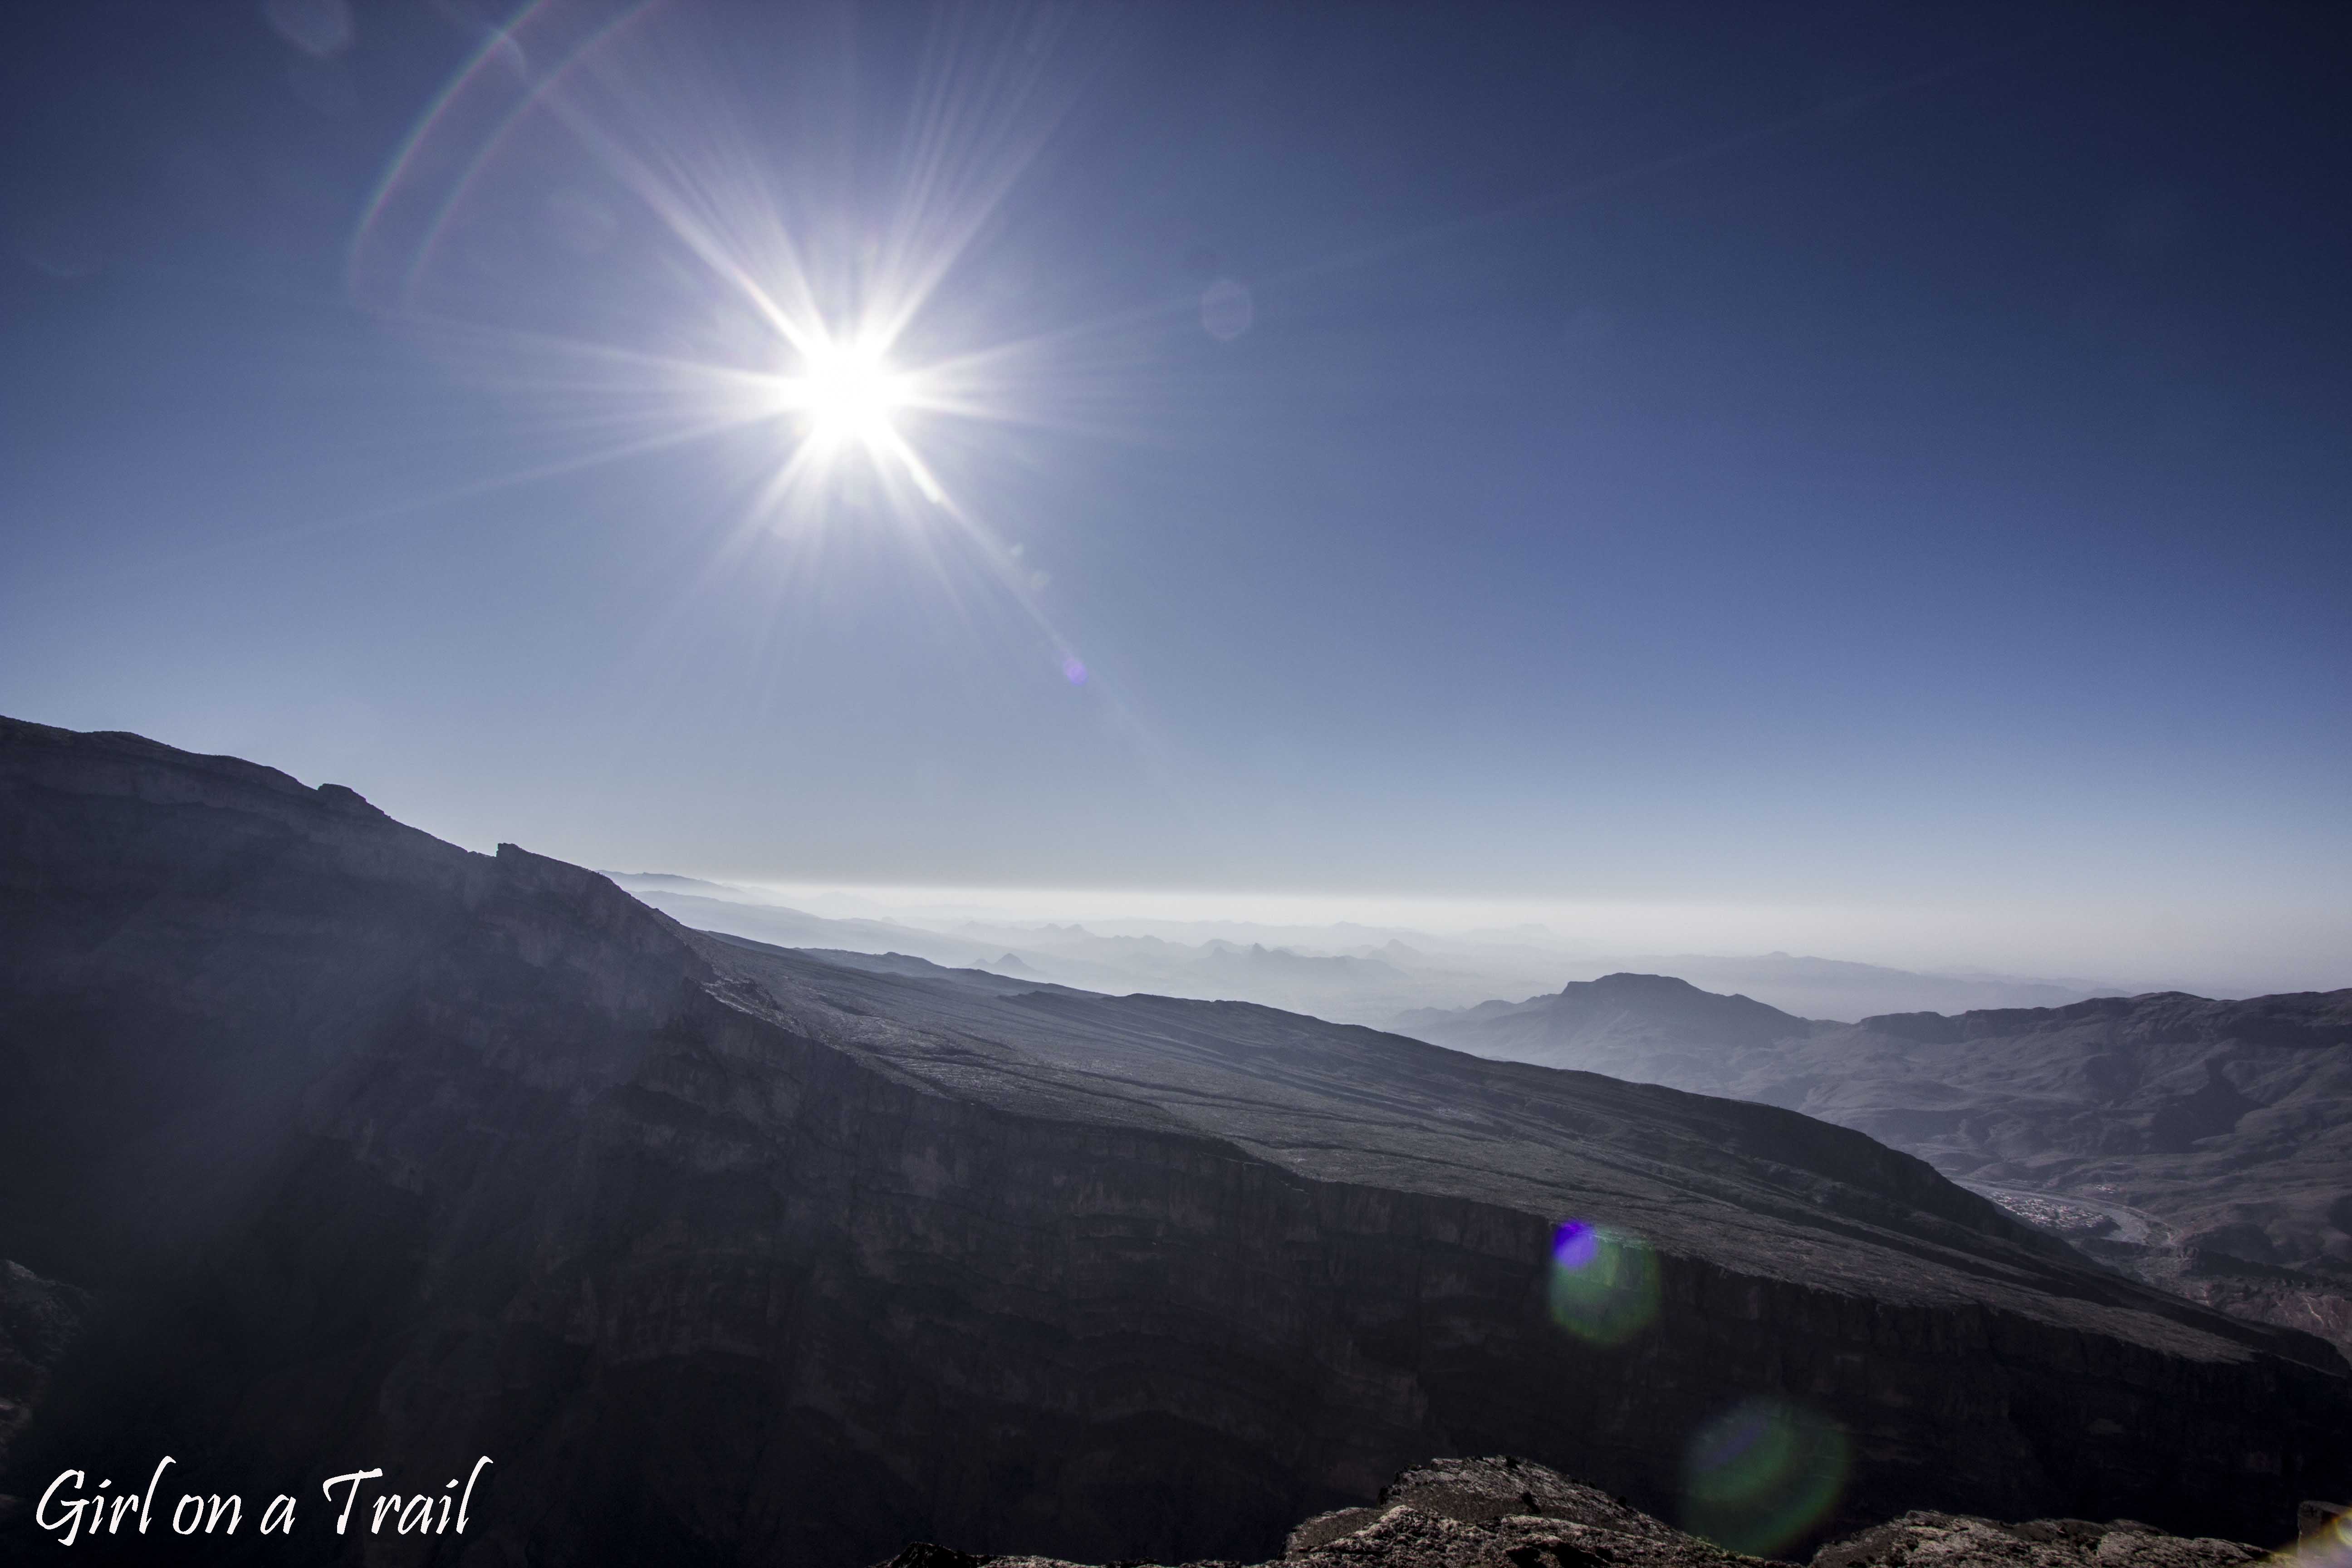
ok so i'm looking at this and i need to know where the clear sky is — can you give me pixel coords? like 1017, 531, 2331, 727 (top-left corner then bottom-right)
4, 1, 2346, 989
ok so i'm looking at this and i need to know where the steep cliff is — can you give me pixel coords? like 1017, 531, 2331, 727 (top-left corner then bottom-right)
1, 718, 2346, 1565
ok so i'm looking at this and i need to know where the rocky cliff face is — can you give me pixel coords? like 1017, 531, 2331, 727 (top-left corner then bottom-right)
1398, 977, 2352, 1357
2, 719, 2347, 1565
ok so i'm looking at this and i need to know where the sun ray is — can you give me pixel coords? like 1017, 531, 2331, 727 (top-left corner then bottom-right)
338, 0, 1186, 765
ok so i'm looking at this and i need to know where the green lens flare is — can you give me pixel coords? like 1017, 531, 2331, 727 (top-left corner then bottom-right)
1681, 1396, 1851, 1556
1547, 1220, 1661, 1346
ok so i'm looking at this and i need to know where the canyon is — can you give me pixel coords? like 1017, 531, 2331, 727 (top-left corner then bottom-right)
1, 717, 2346, 1565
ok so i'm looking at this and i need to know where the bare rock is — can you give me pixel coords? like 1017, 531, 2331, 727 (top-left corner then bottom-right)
869, 1458, 2270, 1568
1808, 1511, 2261, 1568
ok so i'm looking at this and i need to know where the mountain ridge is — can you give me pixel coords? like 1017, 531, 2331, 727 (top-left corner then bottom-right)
3, 715, 2346, 1563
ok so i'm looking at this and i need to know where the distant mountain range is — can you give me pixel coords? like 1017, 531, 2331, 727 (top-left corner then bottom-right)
1556, 951, 2115, 1022
603, 875, 2140, 1025
607, 879, 2352, 1354
1399, 973, 2352, 1356
7, 718, 2345, 1560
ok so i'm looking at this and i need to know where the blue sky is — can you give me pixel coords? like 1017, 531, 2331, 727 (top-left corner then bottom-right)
4, 1, 2346, 987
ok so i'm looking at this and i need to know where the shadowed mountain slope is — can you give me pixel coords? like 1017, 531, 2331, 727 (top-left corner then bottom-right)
1, 718, 2346, 1564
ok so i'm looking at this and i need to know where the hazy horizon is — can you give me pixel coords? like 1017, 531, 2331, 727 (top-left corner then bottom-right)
5, 1, 2344, 1000
596, 870, 2321, 1004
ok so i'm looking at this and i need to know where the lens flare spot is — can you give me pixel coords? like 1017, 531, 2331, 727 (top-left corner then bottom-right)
1681, 1396, 1851, 1556
1546, 1220, 1660, 1346
1061, 656, 1087, 685
2283, 1509, 2352, 1568
1200, 277, 1253, 341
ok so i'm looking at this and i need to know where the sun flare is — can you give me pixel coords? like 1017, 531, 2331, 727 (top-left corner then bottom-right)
779, 335, 913, 453
348, 1, 1067, 616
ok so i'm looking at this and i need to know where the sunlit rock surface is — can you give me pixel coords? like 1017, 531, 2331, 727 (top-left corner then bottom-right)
1, 718, 2347, 1565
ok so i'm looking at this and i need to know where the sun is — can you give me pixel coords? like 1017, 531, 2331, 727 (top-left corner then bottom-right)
781, 334, 912, 453
749, 322, 952, 509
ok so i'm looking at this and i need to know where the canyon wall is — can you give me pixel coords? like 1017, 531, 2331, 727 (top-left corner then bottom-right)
2, 718, 2345, 1564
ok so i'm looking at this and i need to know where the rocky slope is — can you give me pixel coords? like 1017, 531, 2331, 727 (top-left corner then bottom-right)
1396, 976, 2352, 1354
866, 1455, 2283, 1568
0, 1261, 90, 1520
2, 718, 2347, 1564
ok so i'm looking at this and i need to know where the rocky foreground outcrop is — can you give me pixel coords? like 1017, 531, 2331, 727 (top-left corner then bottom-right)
1, 718, 2348, 1564
0, 1261, 91, 1521
868, 1456, 2278, 1568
